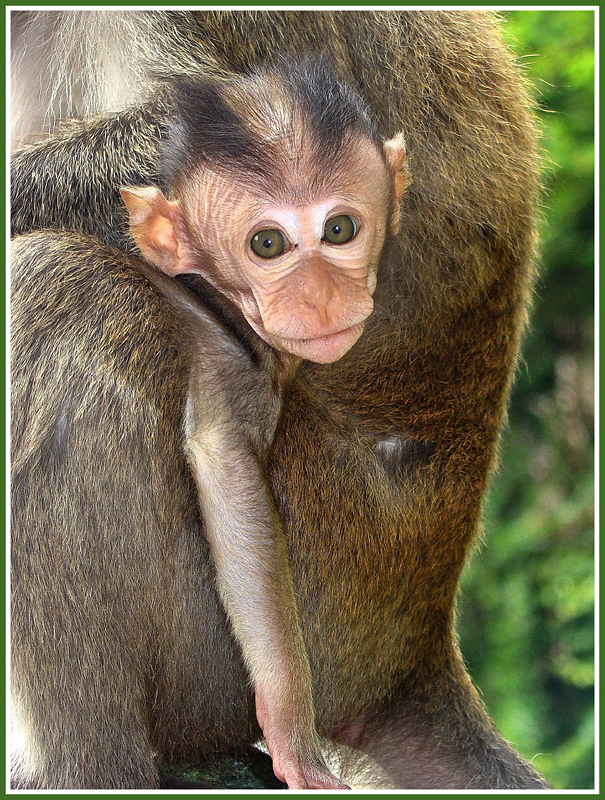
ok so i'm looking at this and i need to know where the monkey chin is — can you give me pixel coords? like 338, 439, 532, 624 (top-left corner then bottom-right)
275, 323, 366, 364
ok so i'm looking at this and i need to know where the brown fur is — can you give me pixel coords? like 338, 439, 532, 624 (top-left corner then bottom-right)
10, 10, 548, 789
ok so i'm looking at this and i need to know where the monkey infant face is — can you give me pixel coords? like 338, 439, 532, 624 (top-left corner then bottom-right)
123, 135, 405, 364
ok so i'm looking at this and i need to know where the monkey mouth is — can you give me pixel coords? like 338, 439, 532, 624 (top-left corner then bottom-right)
275, 323, 366, 363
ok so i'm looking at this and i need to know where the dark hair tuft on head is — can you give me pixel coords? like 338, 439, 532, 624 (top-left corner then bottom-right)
159, 55, 380, 192
159, 76, 267, 190
267, 54, 380, 160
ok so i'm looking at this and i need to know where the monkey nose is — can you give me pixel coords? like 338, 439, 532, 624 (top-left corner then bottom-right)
301, 295, 335, 326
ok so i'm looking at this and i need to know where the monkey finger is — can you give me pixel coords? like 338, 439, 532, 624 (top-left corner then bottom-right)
280, 766, 350, 791
272, 756, 350, 790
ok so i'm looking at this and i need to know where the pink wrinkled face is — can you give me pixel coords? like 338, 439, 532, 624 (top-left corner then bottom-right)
180, 140, 393, 364
123, 129, 404, 364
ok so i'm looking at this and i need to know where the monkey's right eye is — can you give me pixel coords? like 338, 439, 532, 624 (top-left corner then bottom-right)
250, 229, 287, 259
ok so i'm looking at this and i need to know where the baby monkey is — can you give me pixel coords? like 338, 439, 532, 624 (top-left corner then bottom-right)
121, 56, 406, 789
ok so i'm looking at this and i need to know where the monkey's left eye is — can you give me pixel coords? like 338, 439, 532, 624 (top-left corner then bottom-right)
250, 229, 287, 259
323, 215, 357, 245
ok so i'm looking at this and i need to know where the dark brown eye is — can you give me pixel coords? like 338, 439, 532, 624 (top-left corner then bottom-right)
323, 215, 357, 245
250, 229, 287, 259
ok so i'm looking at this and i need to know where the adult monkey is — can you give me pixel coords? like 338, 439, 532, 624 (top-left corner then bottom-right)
10, 9, 548, 790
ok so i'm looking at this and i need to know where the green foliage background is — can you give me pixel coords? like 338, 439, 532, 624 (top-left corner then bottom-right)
458, 10, 595, 790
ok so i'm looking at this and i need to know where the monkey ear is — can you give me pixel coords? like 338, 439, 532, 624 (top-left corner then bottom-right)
383, 132, 408, 236
120, 186, 190, 276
